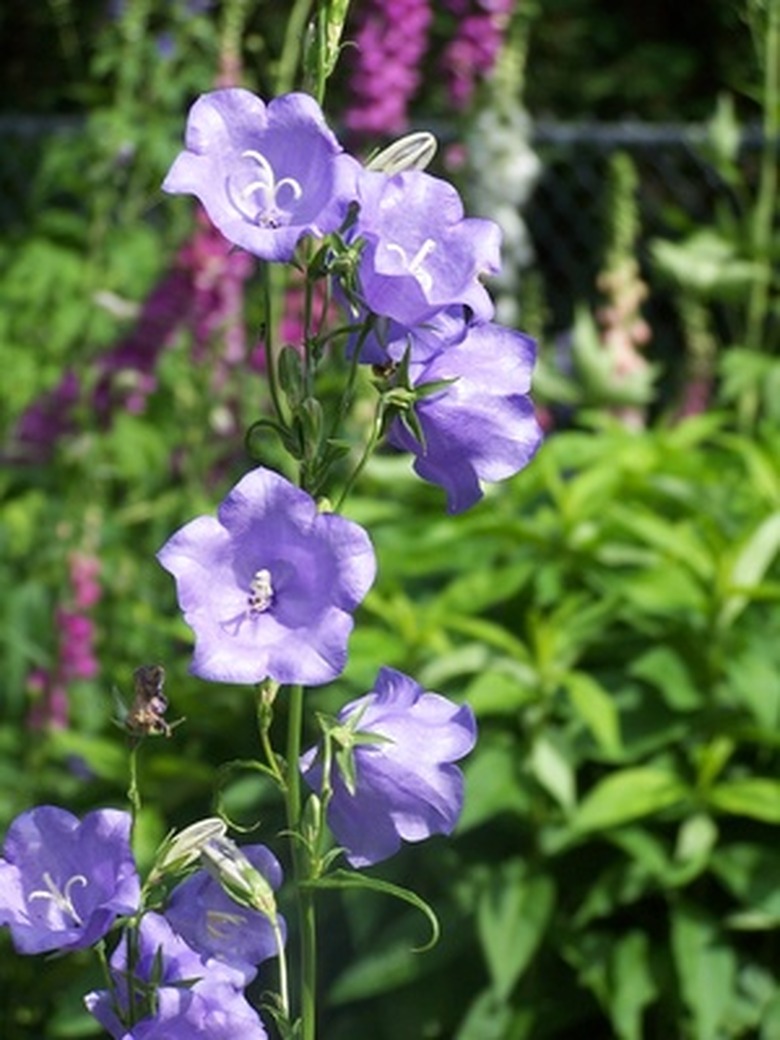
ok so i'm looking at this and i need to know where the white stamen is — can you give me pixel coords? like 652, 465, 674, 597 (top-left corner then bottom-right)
384, 237, 437, 293
248, 568, 274, 614
226, 149, 303, 229
28, 871, 87, 926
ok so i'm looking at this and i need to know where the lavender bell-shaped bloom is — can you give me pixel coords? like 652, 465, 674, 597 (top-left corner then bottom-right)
163, 89, 360, 263
165, 844, 284, 979
0, 806, 140, 954
354, 169, 501, 327
389, 322, 543, 513
85, 912, 266, 1040
157, 467, 376, 686
300, 667, 477, 867
114, 987, 268, 1040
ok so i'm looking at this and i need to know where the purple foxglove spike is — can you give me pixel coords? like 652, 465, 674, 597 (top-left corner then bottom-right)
163, 89, 360, 262
0, 806, 140, 954
389, 322, 543, 512
301, 667, 477, 867
157, 467, 376, 686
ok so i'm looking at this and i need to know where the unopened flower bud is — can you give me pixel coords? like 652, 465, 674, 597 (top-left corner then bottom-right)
366, 132, 438, 175
149, 817, 227, 883
201, 835, 278, 922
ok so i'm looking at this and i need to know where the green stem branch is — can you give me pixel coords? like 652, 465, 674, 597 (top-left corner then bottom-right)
285, 684, 318, 1039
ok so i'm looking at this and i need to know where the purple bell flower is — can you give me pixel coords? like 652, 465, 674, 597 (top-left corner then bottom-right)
113, 987, 268, 1040
157, 467, 376, 686
389, 322, 543, 513
85, 912, 266, 1040
165, 844, 284, 980
300, 667, 477, 867
354, 169, 501, 327
163, 89, 360, 262
0, 806, 140, 954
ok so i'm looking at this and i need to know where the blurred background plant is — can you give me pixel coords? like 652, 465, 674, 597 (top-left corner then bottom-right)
2, 1, 780, 1038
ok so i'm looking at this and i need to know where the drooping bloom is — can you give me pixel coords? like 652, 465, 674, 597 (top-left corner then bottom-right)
388, 322, 542, 513
0, 806, 140, 954
157, 467, 376, 686
300, 667, 477, 867
85, 912, 266, 1040
353, 169, 501, 327
163, 89, 360, 262
165, 843, 285, 980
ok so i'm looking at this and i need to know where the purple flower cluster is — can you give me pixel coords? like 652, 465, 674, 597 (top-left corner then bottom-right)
0, 804, 281, 1039
342, 0, 432, 137
87, 847, 282, 1039
440, 0, 515, 109
27, 551, 102, 731
164, 88, 542, 512
10, 207, 253, 464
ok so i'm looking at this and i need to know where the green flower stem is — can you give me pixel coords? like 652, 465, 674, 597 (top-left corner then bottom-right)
127, 743, 141, 835
276, 0, 315, 95
335, 395, 386, 512
285, 684, 318, 1040
261, 263, 289, 428
746, 0, 780, 359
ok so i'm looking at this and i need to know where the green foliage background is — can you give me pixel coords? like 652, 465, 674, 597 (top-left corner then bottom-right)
1, 2, 779, 1038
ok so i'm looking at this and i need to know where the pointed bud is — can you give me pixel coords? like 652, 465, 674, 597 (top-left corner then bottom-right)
367, 132, 438, 175
200, 835, 279, 923
149, 817, 227, 884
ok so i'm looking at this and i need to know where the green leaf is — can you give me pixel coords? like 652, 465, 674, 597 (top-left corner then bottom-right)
530, 732, 576, 810
464, 666, 537, 717
573, 767, 688, 833
609, 930, 658, 1040
718, 512, 780, 628
564, 671, 622, 755
477, 860, 556, 1001
651, 230, 760, 297
707, 778, 780, 823
458, 735, 531, 832
671, 903, 737, 1040
629, 646, 703, 711
304, 868, 440, 952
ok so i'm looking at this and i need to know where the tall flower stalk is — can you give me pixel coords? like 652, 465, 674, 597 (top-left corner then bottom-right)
1, 7, 541, 1038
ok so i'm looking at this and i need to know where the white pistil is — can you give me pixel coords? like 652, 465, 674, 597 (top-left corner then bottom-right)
385, 237, 437, 293
206, 908, 247, 941
28, 871, 87, 926
227, 149, 302, 229
248, 568, 274, 615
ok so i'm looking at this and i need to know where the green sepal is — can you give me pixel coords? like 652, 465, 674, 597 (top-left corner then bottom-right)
299, 397, 324, 450
302, 869, 441, 952
278, 346, 305, 409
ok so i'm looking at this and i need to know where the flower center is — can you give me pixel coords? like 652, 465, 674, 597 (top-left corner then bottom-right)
384, 238, 437, 293
247, 568, 274, 614
227, 150, 303, 229
28, 870, 87, 926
